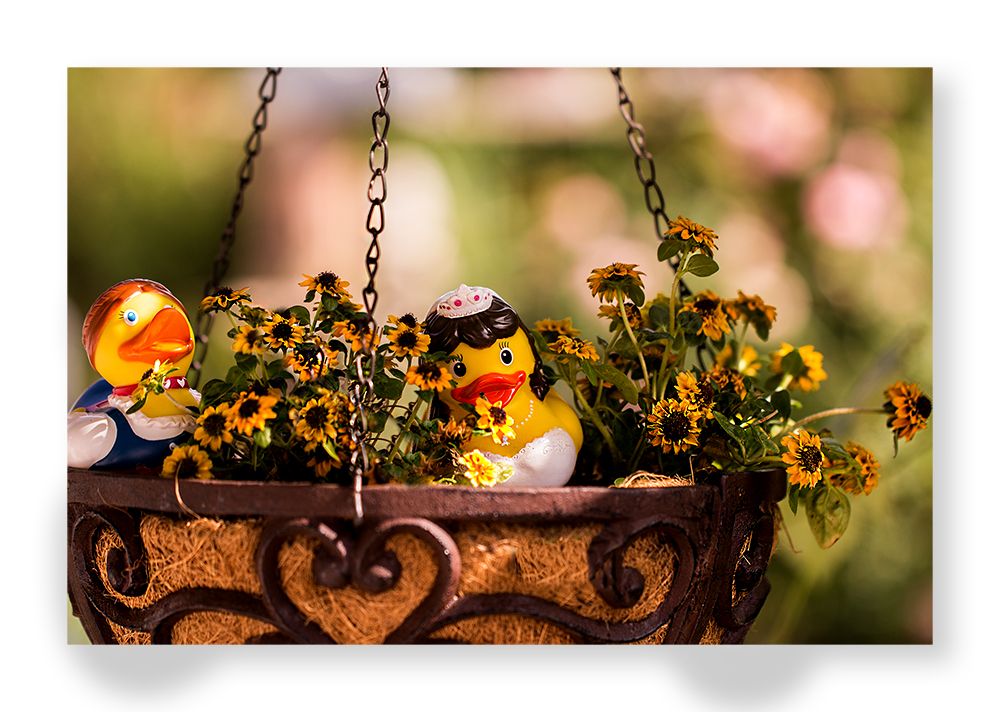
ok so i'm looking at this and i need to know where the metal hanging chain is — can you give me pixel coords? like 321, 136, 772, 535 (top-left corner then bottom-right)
190, 67, 282, 387
610, 68, 690, 299
347, 67, 390, 528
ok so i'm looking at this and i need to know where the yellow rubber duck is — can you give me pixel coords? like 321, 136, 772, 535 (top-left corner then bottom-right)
424, 285, 582, 487
68, 279, 200, 469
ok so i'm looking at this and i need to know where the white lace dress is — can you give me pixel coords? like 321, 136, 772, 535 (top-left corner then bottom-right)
481, 427, 577, 487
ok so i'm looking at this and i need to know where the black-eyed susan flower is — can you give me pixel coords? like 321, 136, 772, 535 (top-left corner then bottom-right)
292, 395, 340, 451
770, 343, 828, 393
646, 399, 701, 454
587, 263, 645, 304
194, 405, 234, 452
161, 444, 213, 480
475, 395, 516, 445
715, 344, 762, 378
665, 216, 718, 256
725, 291, 777, 334
200, 286, 252, 314
130, 360, 178, 404
387, 313, 422, 330
262, 313, 306, 352
284, 340, 335, 382
385, 323, 431, 359
226, 391, 279, 436
437, 417, 474, 450
828, 441, 881, 496
597, 302, 644, 331
300, 272, 353, 301
679, 290, 732, 341
550, 335, 600, 363
332, 318, 379, 353
675, 371, 715, 418
534, 317, 581, 339
457, 449, 513, 488
405, 361, 453, 392
781, 430, 824, 489
882, 381, 932, 442
232, 325, 267, 355
706, 363, 748, 400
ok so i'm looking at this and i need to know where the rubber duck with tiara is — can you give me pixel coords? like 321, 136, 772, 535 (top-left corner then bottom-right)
67, 279, 201, 470
424, 284, 583, 487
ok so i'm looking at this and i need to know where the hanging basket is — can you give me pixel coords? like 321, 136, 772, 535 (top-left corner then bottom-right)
67, 466, 785, 644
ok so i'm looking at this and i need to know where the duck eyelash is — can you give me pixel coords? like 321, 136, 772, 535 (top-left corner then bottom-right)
499, 340, 511, 350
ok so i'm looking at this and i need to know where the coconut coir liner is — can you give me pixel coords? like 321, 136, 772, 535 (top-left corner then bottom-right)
92, 475, 726, 644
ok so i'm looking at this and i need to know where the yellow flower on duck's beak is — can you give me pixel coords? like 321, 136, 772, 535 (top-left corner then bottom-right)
441, 329, 534, 412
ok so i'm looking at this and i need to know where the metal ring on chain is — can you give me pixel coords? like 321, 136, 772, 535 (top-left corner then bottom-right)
347, 67, 391, 528
610, 68, 690, 299
191, 67, 281, 387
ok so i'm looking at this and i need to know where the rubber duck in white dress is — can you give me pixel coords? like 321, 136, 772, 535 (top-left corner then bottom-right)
424, 285, 582, 487
67, 279, 200, 470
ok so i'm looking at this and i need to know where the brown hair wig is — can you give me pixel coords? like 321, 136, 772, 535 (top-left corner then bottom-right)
82, 279, 188, 368
424, 292, 550, 416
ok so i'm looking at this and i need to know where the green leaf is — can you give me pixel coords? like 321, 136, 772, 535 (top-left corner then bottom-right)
770, 389, 791, 421
322, 438, 342, 463
684, 254, 720, 277
780, 348, 804, 376
804, 485, 851, 549
579, 357, 599, 386
624, 283, 645, 308
657, 239, 685, 262
373, 372, 405, 401
234, 352, 259, 374
788, 483, 800, 515
676, 310, 703, 335
593, 363, 639, 405
286, 305, 312, 326
647, 303, 671, 330
253, 427, 272, 449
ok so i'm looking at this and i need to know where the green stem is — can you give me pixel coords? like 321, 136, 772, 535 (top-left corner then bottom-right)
385, 396, 426, 464
567, 375, 622, 463
616, 287, 651, 393
668, 246, 691, 336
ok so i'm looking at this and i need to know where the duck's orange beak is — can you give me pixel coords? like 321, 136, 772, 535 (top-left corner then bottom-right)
451, 371, 526, 408
118, 307, 193, 363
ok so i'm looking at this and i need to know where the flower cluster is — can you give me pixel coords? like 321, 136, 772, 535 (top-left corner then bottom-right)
531, 216, 931, 549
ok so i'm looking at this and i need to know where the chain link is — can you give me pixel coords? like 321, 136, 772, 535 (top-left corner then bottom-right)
190, 67, 281, 387
610, 68, 690, 299
346, 68, 390, 528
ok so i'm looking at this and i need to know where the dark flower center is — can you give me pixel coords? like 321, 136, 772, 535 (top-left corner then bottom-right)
661, 412, 692, 441
396, 331, 418, 349
141, 368, 153, 381
203, 413, 226, 435
489, 406, 507, 425
238, 399, 261, 418
175, 457, 199, 477
272, 322, 293, 340
416, 362, 440, 379
694, 297, 719, 313
398, 313, 418, 329
305, 405, 329, 429
249, 382, 270, 397
799, 445, 822, 472
317, 272, 340, 289
914, 395, 932, 420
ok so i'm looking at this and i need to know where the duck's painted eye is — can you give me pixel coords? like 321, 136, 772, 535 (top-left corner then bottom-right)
451, 360, 467, 378
499, 347, 514, 366
123, 309, 139, 326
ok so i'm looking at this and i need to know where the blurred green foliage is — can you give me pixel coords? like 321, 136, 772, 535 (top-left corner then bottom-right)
67, 67, 931, 644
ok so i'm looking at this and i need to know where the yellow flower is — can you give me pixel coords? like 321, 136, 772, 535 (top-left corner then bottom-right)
332, 318, 380, 353
646, 399, 701, 454
675, 371, 715, 418
678, 290, 732, 341
386, 323, 431, 359
292, 395, 340, 451
597, 302, 644, 330
131, 359, 177, 403
665, 216, 718, 256
586, 263, 645, 304
161, 444, 213, 480
231, 325, 267, 355
262, 313, 306, 352
828, 441, 881, 497
300, 272, 353, 301
770, 343, 828, 392
716, 344, 761, 378
437, 417, 474, 449
475, 395, 516, 445
457, 450, 513, 488
883, 381, 932, 442
725, 291, 777, 333
194, 405, 234, 452
550, 335, 600, 362
226, 391, 279, 436
781, 430, 824, 489
284, 340, 335, 382
199, 286, 252, 313
405, 361, 454, 392
534, 318, 581, 339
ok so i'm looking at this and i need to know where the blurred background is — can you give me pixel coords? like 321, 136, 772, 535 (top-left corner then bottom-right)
67, 67, 932, 644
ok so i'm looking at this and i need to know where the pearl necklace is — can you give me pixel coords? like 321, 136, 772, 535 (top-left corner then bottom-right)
517, 398, 535, 429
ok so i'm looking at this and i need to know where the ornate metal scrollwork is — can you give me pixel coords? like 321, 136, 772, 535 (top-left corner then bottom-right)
68, 468, 785, 644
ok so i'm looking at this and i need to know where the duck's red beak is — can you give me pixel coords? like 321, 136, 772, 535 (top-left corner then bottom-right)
451, 371, 526, 408
118, 307, 193, 363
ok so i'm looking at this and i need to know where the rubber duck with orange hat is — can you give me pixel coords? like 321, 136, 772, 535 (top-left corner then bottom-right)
67, 279, 201, 470
425, 284, 583, 487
